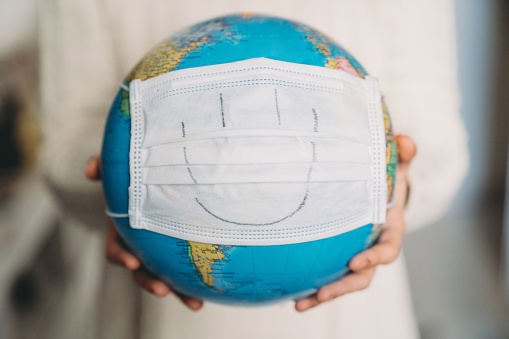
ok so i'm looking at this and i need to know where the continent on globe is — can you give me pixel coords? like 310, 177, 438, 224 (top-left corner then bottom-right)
187, 241, 225, 288
326, 56, 362, 78
126, 38, 206, 81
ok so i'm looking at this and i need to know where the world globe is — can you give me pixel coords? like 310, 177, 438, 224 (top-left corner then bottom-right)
101, 14, 398, 306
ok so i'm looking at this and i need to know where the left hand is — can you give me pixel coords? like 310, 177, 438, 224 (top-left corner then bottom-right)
86, 156, 204, 311
295, 135, 416, 312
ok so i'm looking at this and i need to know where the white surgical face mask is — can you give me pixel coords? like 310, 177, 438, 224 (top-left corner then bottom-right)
126, 58, 386, 246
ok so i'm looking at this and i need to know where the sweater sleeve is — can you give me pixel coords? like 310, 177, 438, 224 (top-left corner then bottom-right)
377, 0, 469, 231
39, 0, 120, 228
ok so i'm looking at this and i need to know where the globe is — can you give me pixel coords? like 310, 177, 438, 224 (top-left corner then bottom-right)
101, 14, 398, 306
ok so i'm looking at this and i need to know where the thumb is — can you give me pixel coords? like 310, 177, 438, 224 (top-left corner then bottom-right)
85, 155, 102, 181
395, 135, 416, 169
391, 135, 416, 212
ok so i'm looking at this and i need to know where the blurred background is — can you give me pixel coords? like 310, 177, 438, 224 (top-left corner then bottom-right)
0, 0, 508, 338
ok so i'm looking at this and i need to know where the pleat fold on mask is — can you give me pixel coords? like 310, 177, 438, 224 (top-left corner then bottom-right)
143, 163, 372, 185
144, 137, 371, 166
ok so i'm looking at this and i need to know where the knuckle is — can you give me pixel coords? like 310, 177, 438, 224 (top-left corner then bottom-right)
337, 281, 354, 296
327, 289, 341, 300
365, 255, 377, 267
363, 251, 378, 268
359, 277, 372, 291
386, 246, 400, 262
318, 285, 342, 302
360, 280, 371, 290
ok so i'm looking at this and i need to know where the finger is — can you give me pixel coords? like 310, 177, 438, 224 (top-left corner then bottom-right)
132, 269, 171, 297
388, 136, 415, 214
85, 155, 102, 181
392, 157, 413, 213
317, 267, 376, 302
105, 220, 140, 270
349, 240, 401, 271
295, 293, 320, 312
175, 292, 204, 311
350, 216, 404, 271
395, 135, 416, 167
295, 267, 376, 312
132, 269, 203, 310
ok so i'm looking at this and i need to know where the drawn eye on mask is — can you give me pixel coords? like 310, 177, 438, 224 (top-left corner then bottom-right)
127, 58, 387, 246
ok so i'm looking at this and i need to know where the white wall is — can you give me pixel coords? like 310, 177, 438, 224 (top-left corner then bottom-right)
0, 0, 37, 59
452, 0, 497, 213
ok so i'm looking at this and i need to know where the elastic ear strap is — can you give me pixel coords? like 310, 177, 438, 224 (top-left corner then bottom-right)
106, 209, 129, 218
119, 82, 130, 92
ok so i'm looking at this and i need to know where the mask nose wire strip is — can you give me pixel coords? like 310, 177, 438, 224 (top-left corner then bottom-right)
193, 141, 315, 226
106, 210, 129, 218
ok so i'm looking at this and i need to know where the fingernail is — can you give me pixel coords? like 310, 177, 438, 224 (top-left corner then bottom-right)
317, 292, 331, 302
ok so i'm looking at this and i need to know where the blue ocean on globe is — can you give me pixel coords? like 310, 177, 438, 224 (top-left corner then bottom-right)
101, 14, 396, 306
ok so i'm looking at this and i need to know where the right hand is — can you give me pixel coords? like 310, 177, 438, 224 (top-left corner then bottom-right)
294, 135, 416, 311
85, 155, 203, 311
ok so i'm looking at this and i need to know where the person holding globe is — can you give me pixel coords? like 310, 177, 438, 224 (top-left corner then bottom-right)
40, 1, 468, 338
86, 14, 416, 310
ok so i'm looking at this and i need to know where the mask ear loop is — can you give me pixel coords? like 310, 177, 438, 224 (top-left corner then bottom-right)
119, 81, 130, 92
106, 210, 129, 218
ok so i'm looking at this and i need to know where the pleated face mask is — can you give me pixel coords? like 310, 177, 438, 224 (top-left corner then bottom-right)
127, 58, 387, 246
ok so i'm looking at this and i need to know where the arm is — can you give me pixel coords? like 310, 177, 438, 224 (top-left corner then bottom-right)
40, 0, 203, 310
295, 135, 416, 311
296, 0, 468, 310
85, 156, 204, 310
378, 0, 469, 231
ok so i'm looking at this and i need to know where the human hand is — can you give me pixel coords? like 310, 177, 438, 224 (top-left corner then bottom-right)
295, 135, 416, 312
85, 155, 204, 311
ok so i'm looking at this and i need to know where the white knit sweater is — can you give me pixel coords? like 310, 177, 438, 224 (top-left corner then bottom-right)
39, 0, 468, 338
